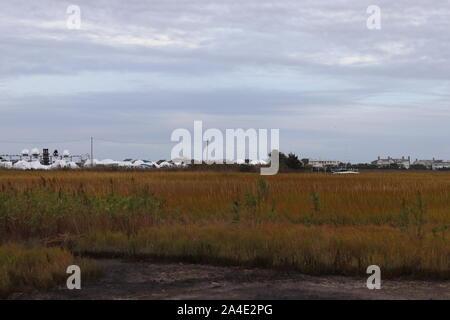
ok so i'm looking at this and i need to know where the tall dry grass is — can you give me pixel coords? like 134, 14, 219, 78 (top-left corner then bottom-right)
0, 170, 448, 295
0, 243, 101, 298
1, 171, 449, 236
73, 223, 449, 279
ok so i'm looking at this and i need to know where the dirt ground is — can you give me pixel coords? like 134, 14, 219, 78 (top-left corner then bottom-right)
15, 259, 450, 300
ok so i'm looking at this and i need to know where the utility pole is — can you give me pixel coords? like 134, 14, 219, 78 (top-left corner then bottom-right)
90, 137, 94, 167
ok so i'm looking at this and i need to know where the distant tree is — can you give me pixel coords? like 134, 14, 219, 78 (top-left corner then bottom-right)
285, 153, 303, 170
410, 164, 428, 170
351, 163, 378, 170
389, 163, 400, 170
269, 151, 304, 171
277, 152, 287, 162
238, 164, 253, 172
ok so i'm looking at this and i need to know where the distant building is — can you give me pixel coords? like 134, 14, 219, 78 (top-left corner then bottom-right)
412, 159, 434, 169
308, 159, 341, 168
431, 161, 450, 170
412, 158, 450, 170
372, 156, 411, 169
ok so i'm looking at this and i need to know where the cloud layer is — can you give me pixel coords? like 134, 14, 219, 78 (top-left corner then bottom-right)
1, 0, 449, 161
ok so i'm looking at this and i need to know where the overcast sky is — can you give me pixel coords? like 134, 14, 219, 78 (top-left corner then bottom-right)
1, 0, 449, 162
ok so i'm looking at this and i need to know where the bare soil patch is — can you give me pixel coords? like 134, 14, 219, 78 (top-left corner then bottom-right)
15, 259, 450, 300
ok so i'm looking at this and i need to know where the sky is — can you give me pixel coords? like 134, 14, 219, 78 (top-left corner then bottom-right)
0, 0, 449, 162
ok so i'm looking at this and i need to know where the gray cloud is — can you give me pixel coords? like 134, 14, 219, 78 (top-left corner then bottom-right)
0, 0, 449, 161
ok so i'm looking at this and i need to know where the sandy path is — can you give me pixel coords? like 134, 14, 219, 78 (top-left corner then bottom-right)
17, 259, 450, 300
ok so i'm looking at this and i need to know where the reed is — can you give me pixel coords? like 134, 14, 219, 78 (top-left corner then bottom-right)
0, 170, 449, 296
0, 243, 101, 298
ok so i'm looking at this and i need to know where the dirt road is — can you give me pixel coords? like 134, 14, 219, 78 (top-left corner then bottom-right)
17, 259, 450, 300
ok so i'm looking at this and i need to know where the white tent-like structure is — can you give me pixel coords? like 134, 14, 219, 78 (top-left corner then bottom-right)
3, 148, 270, 170
0, 161, 13, 169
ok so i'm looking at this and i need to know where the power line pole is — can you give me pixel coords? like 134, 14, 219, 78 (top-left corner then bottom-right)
90, 137, 94, 167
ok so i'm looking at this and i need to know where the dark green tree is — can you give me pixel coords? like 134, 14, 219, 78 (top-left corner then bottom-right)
285, 153, 303, 170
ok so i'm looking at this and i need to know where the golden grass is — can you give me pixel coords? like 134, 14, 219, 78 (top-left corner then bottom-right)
0, 243, 101, 298
0, 170, 448, 295
1, 171, 449, 224
73, 223, 449, 279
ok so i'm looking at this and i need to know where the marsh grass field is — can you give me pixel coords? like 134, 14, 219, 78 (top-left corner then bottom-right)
0, 170, 449, 298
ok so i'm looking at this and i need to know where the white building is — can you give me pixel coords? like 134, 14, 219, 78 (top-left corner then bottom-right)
372, 156, 411, 169
431, 161, 450, 170
412, 158, 450, 170
308, 159, 341, 168
412, 159, 434, 169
